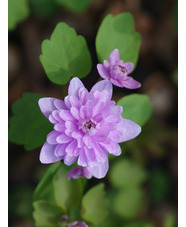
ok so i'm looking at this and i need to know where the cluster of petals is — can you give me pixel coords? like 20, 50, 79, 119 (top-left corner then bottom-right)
97, 49, 141, 89
38, 77, 141, 179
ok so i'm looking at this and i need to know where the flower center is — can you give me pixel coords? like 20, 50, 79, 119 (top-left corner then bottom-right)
80, 119, 97, 135
112, 65, 127, 79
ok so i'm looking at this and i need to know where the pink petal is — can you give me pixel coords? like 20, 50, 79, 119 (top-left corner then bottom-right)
90, 80, 113, 100
56, 134, 73, 143
100, 141, 121, 156
78, 148, 87, 167
59, 110, 75, 121
97, 64, 110, 79
123, 62, 134, 74
68, 77, 84, 97
87, 158, 109, 179
70, 107, 79, 120
122, 77, 141, 89
39, 142, 62, 164
83, 135, 94, 149
54, 144, 68, 157
68, 167, 92, 180
47, 131, 60, 144
103, 60, 110, 70
109, 49, 120, 65
64, 155, 77, 166
110, 77, 123, 87
84, 146, 97, 167
53, 99, 67, 110
54, 122, 66, 132
65, 140, 77, 156
115, 118, 141, 143
38, 98, 56, 118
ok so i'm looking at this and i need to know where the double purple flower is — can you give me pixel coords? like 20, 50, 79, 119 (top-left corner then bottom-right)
97, 49, 141, 89
38, 77, 141, 179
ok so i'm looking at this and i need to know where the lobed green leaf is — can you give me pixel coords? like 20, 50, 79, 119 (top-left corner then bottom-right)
96, 13, 141, 69
8, 93, 53, 150
40, 22, 92, 85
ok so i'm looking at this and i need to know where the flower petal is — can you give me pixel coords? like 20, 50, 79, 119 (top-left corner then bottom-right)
109, 49, 120, 65
110, 77, 123, 87
123, 62, 134, 74
38, 98, 56, 118
56, 134, 73, 144
39, 142, 62, 164
68, 77, 84, 97
114, 118, 141, 143
97, 64, 110, 79
54, 144, 68, 157
68, 167, 92, 180
87, 158, 109, 179
90, 80, 113, 99
47, 131, 60, 144
100, 141, 121, 156
122, 77, 141, 89
53, 99, 67, 110
64, 155, 77, 166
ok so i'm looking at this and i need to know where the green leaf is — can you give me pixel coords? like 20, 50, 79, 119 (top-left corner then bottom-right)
56, 0, 91, 13
123, 221, 154, 227
81, 183, 108, 225
113, 187, 144, 219
9, 93, 53, 150
8, 0, 29, 30
53, 165, 84, 212
117, 94, 153, 126
109, 159, 148, 189
96, 13, 141, 68
40, 22, 92, 85
33, 162, 61, 203
33, 200, 64, 227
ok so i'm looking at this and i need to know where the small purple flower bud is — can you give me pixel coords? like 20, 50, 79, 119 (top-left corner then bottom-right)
97, 49, 141, 89
68, 167, 92, 180
66, 221, 88, 227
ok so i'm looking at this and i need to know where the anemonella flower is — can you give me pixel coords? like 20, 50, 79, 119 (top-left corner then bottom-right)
38, 77, 141, 179
97, 49, 141, 89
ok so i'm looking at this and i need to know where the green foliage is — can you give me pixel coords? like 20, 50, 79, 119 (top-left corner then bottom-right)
9, 93, 53, 150
33, 200, 64, 227
123, 221, 154, 227
113, 187, 144, 220
163, 213, 177, 227
109, 159, 148, 189
149, 169, 172, 204
81, 183, 108, 225
117, 94, 153, 126
40, 22, 92, 85
53, 165, 84, 212
55, 0, 91, 13
96, 13, 141, 68
30, 0, 58, 18
33, 162, 61, 203
8, 0, 30, 30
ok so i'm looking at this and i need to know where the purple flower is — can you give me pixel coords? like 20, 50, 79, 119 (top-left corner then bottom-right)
66, 221, 87, 227
97, 49, 141, 89
65, 221, 88, 227
38, 77, 141, 179
68, 167, 92, 180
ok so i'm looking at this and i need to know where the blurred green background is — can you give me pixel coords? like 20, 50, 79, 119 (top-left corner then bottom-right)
8, 0, 177, 226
